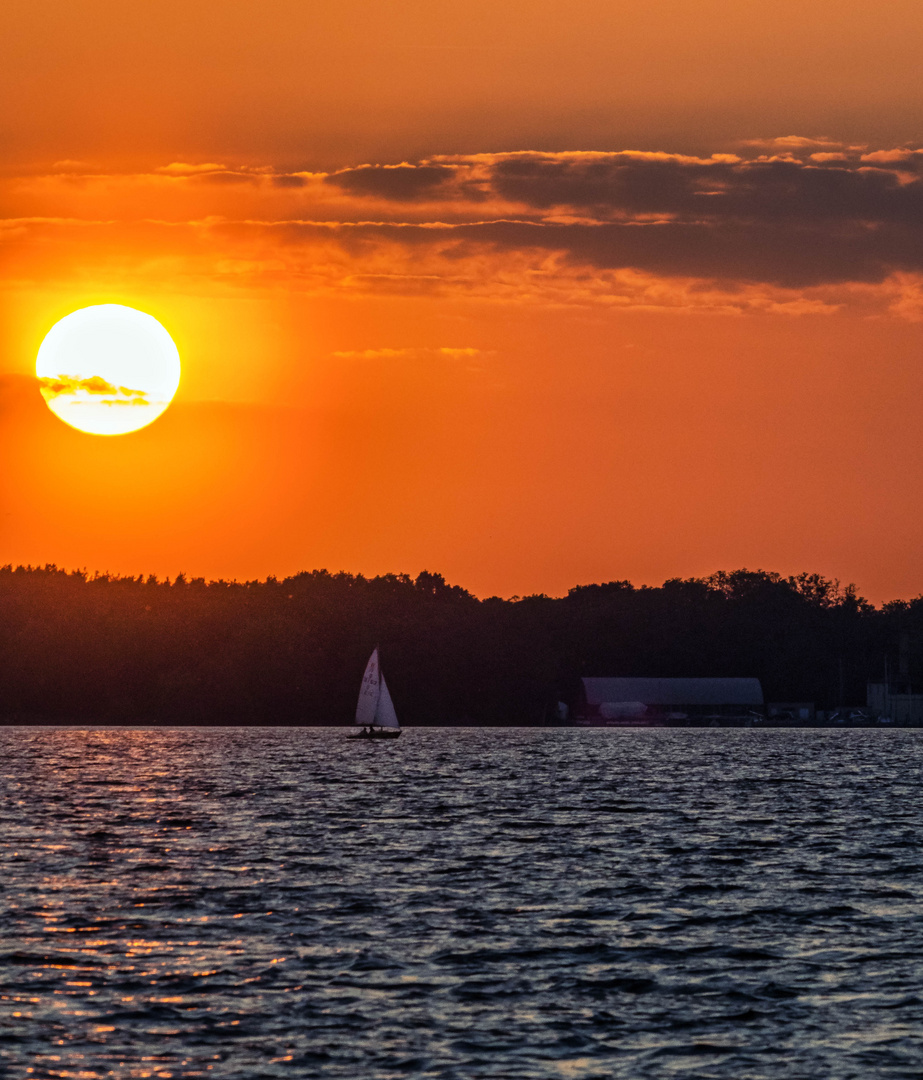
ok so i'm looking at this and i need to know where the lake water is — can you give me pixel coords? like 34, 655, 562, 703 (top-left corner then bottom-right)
2, 727, 922, 1079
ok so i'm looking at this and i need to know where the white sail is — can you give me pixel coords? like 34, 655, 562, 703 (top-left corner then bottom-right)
374, 673, 400, 729
355, 648, 380, 726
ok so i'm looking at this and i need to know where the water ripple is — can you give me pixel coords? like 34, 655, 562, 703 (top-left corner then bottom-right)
2, 727, 923, 1077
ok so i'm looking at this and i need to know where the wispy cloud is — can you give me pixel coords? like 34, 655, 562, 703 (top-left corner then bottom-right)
156, 162, 229, 176
738, 136, 865, 152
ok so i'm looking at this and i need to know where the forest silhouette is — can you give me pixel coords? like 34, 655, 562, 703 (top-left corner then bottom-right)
0, 564, 918, 725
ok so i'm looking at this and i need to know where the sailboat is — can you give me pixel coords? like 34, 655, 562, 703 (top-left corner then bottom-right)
348, 647, 402, 739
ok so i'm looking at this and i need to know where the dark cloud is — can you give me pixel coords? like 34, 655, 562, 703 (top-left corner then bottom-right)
307, 149, 923, 287
316, 150, 923, 287
324, 163, 455, 201
454, 219, 923, 288
488, 153, 923, 227
541, 220, 922, 288
251, 214, 922, 289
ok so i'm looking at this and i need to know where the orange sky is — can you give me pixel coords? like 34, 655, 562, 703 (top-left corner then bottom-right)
3, 1, 923, 601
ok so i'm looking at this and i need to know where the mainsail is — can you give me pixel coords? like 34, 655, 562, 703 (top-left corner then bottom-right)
354, 648, 401, 729
355, 648, 381, 727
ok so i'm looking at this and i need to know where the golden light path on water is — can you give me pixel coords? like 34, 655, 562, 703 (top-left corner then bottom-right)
36, 305, 181, 436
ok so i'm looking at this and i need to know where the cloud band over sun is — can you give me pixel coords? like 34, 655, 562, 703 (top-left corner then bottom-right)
6, 139, 923, 316
39, 375, 151, 406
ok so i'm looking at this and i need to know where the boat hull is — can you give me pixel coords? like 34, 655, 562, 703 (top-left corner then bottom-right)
348, 728, 402, 740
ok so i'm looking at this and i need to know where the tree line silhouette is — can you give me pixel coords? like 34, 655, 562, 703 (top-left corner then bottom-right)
0, 563, 919, 725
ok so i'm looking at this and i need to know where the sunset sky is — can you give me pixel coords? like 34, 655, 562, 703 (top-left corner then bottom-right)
3, 0, 923, 601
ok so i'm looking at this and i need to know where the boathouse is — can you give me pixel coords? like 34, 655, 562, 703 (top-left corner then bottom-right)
576, 677, 764, 725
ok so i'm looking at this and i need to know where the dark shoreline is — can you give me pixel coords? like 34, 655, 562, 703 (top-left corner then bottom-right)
2, 563, 920, 727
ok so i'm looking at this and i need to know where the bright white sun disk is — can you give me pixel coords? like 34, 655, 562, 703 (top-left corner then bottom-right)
36, 304, 181, 436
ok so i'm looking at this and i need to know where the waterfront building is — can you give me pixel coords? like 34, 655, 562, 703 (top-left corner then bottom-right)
575, 677, 764, 725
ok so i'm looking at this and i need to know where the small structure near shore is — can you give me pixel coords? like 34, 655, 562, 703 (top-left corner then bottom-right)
766, 701, 816, 724
576, 677, 764, 725
867, 682, 923, 724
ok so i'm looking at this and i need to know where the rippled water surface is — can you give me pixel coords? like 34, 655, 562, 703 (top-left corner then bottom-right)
2, 727, 923, 1079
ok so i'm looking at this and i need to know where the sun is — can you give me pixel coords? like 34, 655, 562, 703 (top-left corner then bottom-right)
36, 304, 181, 436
